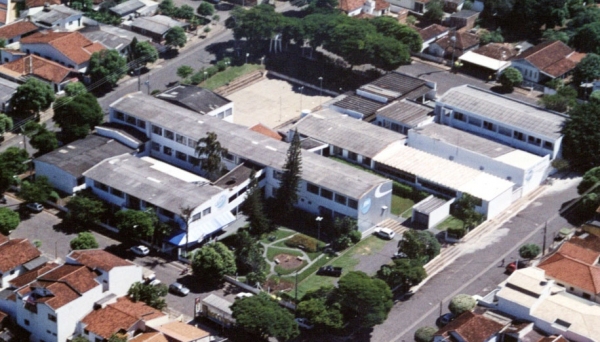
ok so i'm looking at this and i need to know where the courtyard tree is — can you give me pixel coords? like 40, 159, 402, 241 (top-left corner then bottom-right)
275, 129, 302, 220
191, 242, 236, 281
195, 131, 228, 181
453, 194, 484, 229
87, 49, 127, 87
0, 114, 13, 138
11, 78, 55, 118
562, 101, 600, 170
23, 122, 58, 155
234, 230, 267, 277
376, 258, 427, 290
231, 293, 299, 341
296, 298, 344, 330
0, 207, 19, 235
115, 209, 154, 240
54, 92, 103, 141
397, 230, 441, 263
448, 294, 476, 316
165, 26, 187, 48
197, 1, 214, 17
414, 326, 437, 342
241, 173, 270, 235
499, 67, 523, 92
519, 243, 541, 259
572, 53, 600, 89
65, 192, 106, 232
423, 0, 444, 22
20, 176, 54, 204
70, 232, 99, 250
335, 271, 393, 328
128, 281, 168, 310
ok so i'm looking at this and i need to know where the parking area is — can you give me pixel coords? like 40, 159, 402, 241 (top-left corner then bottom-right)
229, 76, 332, 128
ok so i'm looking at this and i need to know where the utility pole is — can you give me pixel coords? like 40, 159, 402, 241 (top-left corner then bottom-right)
542, 221, 547, 256
295, 270, 298, 302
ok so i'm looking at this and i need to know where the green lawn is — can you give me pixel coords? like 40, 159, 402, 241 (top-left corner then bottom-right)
201, 64, 265, 90
266, 247, 303, 261
435, 215, 464, 231
392, 194, 415, 217
260, 229, 296, 243
275, 260, 308, 275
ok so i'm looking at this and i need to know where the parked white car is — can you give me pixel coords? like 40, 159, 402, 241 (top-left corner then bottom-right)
235, 292, 254, 300
130, 245, 150, 256
374, 227, 395, 240
295, 318, 314, 330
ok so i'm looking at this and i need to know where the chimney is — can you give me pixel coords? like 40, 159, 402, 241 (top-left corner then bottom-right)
43, 2, 51, 11
515, 45, 522, 56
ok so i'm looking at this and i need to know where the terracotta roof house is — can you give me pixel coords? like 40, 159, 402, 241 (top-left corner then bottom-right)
79, 297, 167, 341
428, 31, 480, 59
458, 43, 518, 75
8, 261, 60, 289
0, 21, 38, 44
130, 332, 169, 342
418, 24, 450, 51
434, 311, 505, 342
569, 234, 600, 253
20, 31, 105, 72
0, 238, 42, 289
0, 54, 79, 92
25, 0, 60, 10
448, 9, 479, 30
510, 40, 584, 85
537, 241, 600, 303
338, 0, 390, 16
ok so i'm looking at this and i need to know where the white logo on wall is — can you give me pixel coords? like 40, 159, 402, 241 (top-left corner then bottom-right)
374, 184, 392, 198
216, 195, 227, 208
361, 198, 372, 214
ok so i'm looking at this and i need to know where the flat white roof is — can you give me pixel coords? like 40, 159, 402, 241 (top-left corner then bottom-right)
494, 150, 545, 170
140, 157, 209, 183
458, 50, 511, 71
373, 145, 514, 201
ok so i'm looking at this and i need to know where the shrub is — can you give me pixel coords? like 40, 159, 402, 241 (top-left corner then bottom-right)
519, 243, 541, 259
449, 294, 476, 315
349, 230, 362, 244
190, 72, 204, 85
415, 326, 437, 342
216, 60, 227, 71
206, 66, 219, 78
447, 227, 466, 239
285, 234, 319, 252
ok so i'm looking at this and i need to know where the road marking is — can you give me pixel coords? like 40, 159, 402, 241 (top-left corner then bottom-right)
390, 211, 561, 342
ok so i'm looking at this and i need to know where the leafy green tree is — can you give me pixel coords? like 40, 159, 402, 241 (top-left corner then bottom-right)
240, 178, 270, 235
423, 0, 444, 22
562, 102, 600, 170
197, 1, 214, 17
26, 123, 58, 155
332, 217, 359, 250
541, 29, 569, 44
231, 293, 299, 341
0, 169, 13, 194
0, 114, 13, 137
65, 192, 106, 232
479, 28, 504, 44
158, 0, 175, 15
234, 230, 267, 275
448, 294, 476, 316
453, 194, 484, 228
127, 282, 168, 310
133, 41, 158, 66
70, 232, 99, 250
191, 242, 237, 281
175, 4, 195, 19
367, 34, 412, 71
296, 298, 344, 330
275, 130, 302, 219
64, 82, 88, 97
376, 258, 427, 290
572, 22, 600, 53
11, 78, 55, 117
519, 243, 541, 259
177, 65, 194, 80
325, 19, 375, 68
71, 337, 89, 342
226, 5, 286, 43
165, 26, 187, 48
335, 271, 393, 328
307, 0, 339, 13
54, 92, 103, 141
20, 176, 54, 203
0, 147, 29, 176
397, 230, 441, 263
115, 209, 155, 240
590, 90, 600, 103
499, 67, 523, 91
539, 85, 577, 112
0, 207, 19, 235
568, 6, 600, 29
87, 50, 127, 87
370, 16, 423, 52
195, 131, 228, 181
108, 334, 127, 342
572, 53, 600, 88
415, 326, 437, 342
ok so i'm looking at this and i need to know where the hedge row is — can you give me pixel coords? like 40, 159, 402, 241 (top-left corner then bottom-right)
285, 234, 320, 252
392, 182, 429, 202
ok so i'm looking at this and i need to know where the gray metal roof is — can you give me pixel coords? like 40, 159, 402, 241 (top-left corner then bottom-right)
130, 15, 187, 35
376, 99, 432, 126
23, 256, 50, 271
157, 85, 231, 114
33, 5, 81, 26
289, 108, 405, 158
81, 24, 151, 50
451, 9, 479, 18
438, 85, 566, 139
412, 196, 447, 214
83, 155, 223, 214
110, 0, 145, 16
202, 294, 233, 315
368, 72, 429, 95
332, 94, 384, 115
35, 135, 135, 178
411, 123, 516, 158
111, 93, 388, 199
0, 77, 18, 103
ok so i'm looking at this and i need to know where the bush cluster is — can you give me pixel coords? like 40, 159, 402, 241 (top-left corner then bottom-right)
392, 182, 429, 201
447, 227, 466, 239
285, 234, 320, 252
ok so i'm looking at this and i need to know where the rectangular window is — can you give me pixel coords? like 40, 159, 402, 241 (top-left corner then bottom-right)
454, 112, 466, 122
348, 199, 358, 209
483, 121, 495, 131
348, 152, 358, 161
126, 115, 136, 125
362, 157, 371, 166
334, 194, 347, 205
94, 181, 108, 192
164, 130, 174, 140
543, 141, 553, 150
320, 189, 333, 200
137, 120, 146, 129
307, 183, 319, 194
163, 146, 172, 156
48, 314, 56, 322
203, 207, 211, 216
332, 146, 343, 156
151, 125, 162, 135
527, 136, 541, 146
498, 126, 511, 137
192, 213, 201, 222
468, 116, 481, 127
176, 151, 187, 161
110, 188, 124, 198
224, 108, 232, 117
151, 142, 161, 151
514, 131, 525, 141
176, 134, 186, 145
187, 138, 196, 148
115, 111, 125, 121
223, 152, 234, 162
24, 319, 29, 326
217, 111, 225, 119
229, 193, 238, 203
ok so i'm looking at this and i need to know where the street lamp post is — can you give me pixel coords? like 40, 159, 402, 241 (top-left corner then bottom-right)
316, 216, 323, 241
245, 53, 249, 64
299, 86, 304, 111
318, 76, 323, 96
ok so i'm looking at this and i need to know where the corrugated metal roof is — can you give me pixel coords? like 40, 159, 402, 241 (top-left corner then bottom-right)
376, 99, 432, 126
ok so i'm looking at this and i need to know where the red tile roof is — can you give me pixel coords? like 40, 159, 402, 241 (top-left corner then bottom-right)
419, 24, 450, 42
339, 0, 364, 12
538, 242, 600, 294
435, 31, 479, 51
472, 43, 518, 61
515, 40, 579, 78
21, 31, 105, 65
25, 265, 100, 309
435, 311, 505, 342
0, 239, 41, 273
25, 0, 60, 8
130, 332, 168, 342
0, 54, 76, 84
0, 234, 7, 245
9, 262, 60, 288
374, 0, 390, 10
569, 235, 600, 253
249, 123, 282, 141
0, 21, 39, 40
68, 249, 134, 271
82, 297, 165, 339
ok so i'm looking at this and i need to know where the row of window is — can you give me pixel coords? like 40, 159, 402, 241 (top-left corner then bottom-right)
332, 146, 371, 166
191, 207, 212, 222
215, 108, 233, 119
114, 111, 147, 130
151, 142, 200, 165
453, 112, 554, 150
306, 182, 358, 209
94, 180, 176, 218
151, 124, 199, 149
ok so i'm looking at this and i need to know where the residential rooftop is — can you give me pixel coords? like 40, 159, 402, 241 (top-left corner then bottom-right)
438, 85, 566, 139
35, 134, 135, 178
435, 311, 505, 342
418, 24, 449, 42
156, 85, 231, 115
0, 21, 38, 40
331, 93, 384, 116
67, 249, 135, 272
81, 24, 151, 50
130, 15, 187, 35
514, 40, 581, 78
21, 31, 105, 65
110, 92, 389, 199
32, 5, 82, 27
376, 99, 432, 126
0, 54, 77, 84
0, 239, 41, 273
110, 0, 145, 16
367, 71, 430, 96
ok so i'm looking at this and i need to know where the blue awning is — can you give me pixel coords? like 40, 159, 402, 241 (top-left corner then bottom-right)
169, 211, 236, 246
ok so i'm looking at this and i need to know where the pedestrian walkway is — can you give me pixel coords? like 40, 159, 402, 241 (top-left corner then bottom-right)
260, 228, 325, 276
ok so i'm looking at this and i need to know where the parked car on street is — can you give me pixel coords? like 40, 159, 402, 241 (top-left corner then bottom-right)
235, 292, 253, 300
144, 273, 161, 286
505, 260, 528, 274
169, 282, 190, 296
295, 318, 314, 330
436, 313, 455, 327
374, 227, 395, 239
25, 202, 43, 213
317, 265, 342, 277
392, 251, 408, 259
130, 245, 150, 256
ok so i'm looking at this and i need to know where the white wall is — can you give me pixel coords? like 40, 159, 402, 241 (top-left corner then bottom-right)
480, 186, 512, 219
34, 160, 78, 194
206, 102, 234, 123
0, 265, 25, 288
108, 265, 142, 297
20, 43, 82, 70
511, 60, 540, 83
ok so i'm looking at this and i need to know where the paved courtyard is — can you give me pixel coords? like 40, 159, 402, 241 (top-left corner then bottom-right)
229, 76, 332, 128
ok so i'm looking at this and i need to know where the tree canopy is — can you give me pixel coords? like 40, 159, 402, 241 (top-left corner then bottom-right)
11, 78, 55, 117
415, 326, 437, 342
499, 67, 523, 91
70, 232, 99, 250
23, 122, 58, 155
0, 147, 29, 177
0, 114, 13, 137
453, 194, 484, 228
133, 41, 158, 66
376, 258, 427, 290
54, 92, 103, 142
296, 298, 344, 330
87, 49, 127, 87
231, 293, 299, 341
397, 230, 441, 263
191, 242, 236, 281
572, 22, 600, 53
115, 209, 155, 240
20, 176, 54, 204
195, 131, 228, 181
335, 271, 393, 328
448, 294, 476, 316
572, 53, 600, 87
65, 192, 106, 232
519, 243, 541, 259
64, 82, 87, 97
539, 85, 577, 112
275, 130, 302, 219
233, 230, 267, 281
240, 174, 270, 235
578, 167, 600, 195
197, 1, 214, 17
128, 282, 168, 310
0, 207, 19, 235
562, 101, 600, 170
165, 26, 187, 48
